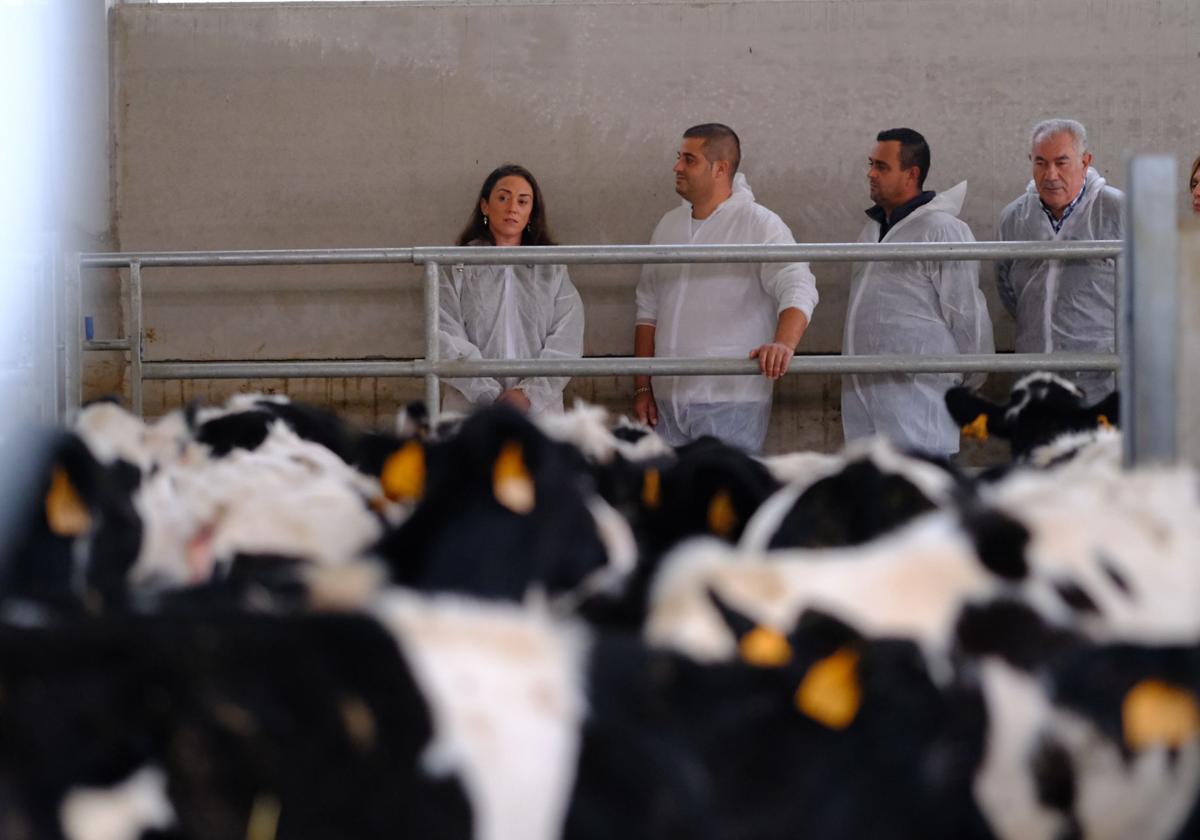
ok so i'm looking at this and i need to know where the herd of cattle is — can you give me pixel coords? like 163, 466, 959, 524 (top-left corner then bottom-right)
0, 371, 1197, 840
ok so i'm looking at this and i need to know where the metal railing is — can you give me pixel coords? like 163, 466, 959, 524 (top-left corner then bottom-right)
73, 240, 1123, 422
69, 156, 1184, 464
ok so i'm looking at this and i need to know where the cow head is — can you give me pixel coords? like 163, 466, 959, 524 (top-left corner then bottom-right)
945, 372, 1119, 461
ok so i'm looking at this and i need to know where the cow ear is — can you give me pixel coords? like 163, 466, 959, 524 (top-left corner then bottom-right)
45, 466, 91, 537
945, 387, 1005, 440
493, 441, 535, 515
1122, 679, 1200, 750
794, 647, 862, 730
381, 439, 426, 503
706, 587, 793, 668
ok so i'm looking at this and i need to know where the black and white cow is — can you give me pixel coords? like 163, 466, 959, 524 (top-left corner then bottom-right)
740, 437, 968, 551
0, 429, 143, 608
958, 599, 1200, 840
647, 458, 1200, 666
372, 405, 635, 605
0, 592, 576, 840
1, 545, 1198, 840
945, 372, 1119, 464
573, 434, 782, 632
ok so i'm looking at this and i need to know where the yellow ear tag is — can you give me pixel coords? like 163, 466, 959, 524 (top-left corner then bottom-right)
707, 489, 737, 539
795, 648, 861, 730
641, 468, 661, 510
739, 626, 793, 668
246, 793, 282, 840
962, 413, 989, 441
381, 440, 426, 502
1097, 414, 1112, 430
493, 441, 535, 515
1122, 679, 1200, 750
45, 467, 91, 537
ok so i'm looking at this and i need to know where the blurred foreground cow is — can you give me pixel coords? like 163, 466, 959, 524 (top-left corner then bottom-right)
1, 590, 1197, 840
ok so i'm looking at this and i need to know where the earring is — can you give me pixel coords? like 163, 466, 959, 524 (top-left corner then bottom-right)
482, 215, 489, 227
526, 223, 532, 233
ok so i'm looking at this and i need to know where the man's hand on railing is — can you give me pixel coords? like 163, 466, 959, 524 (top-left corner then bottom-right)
634, 387, 658, 427
750, 342, 794, 380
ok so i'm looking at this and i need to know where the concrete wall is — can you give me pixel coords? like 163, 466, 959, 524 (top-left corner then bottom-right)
105, 0, 1200, 455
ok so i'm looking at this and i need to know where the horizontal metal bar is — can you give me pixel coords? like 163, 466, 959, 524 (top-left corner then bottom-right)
79, 241, 1122, 270
433, 353, 1120, 376
143, 360, 421, 380
79, 248, 417, 269
84, 339, 131, 351
141, 352, 1118, 381
412, 242, 1122, 265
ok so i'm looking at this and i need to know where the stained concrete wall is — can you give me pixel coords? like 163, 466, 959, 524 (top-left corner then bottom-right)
105, 0, 1200, 455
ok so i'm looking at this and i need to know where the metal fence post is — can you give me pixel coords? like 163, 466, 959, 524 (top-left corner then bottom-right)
1121, 156, 1178, 467
129, 261, 144, 417
423, 261, 440, 424
64, 251, 82, 419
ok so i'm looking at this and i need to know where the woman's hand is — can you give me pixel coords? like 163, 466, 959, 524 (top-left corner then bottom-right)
496, 388, 532, 412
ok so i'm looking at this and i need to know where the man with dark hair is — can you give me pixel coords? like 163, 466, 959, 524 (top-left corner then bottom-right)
876, 128, 930, 191
683, 123, 742, 176
842, 128, 993, 457
633, 123, 818, 453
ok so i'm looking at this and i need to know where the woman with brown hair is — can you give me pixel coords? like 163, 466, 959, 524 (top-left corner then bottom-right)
438, 164, 584, 418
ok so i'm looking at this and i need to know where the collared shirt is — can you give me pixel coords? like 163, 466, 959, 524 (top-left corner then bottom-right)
1039, 181, 1088, 234
865, 191, 936, 241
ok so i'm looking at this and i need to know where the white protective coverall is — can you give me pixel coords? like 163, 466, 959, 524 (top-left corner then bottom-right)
635, 174, 819, 453
438, 260, 585, 419
842, 181, 994, 456
996, 167, 1123, 403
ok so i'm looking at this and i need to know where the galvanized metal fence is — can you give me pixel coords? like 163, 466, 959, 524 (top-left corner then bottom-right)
68, 156, 1183, 464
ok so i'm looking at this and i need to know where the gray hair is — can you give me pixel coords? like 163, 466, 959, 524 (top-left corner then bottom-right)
1030, 119, 1089, 155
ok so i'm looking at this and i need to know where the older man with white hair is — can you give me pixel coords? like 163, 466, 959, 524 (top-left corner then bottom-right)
996, 119, 1124, 403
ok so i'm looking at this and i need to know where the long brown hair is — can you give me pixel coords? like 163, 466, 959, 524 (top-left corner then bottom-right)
1191, 156, 1200, 190
456, 163, 558, 247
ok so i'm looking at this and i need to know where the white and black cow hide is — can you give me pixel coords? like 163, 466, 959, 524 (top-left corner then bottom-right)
945, 371, 1119, 464
741, 437, 966, 551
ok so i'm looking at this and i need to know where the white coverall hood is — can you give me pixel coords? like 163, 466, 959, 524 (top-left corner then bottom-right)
995, 167, 1123, 403
842, 181, 995, 457
438, 260, 585, 419
635, 173, 819, 453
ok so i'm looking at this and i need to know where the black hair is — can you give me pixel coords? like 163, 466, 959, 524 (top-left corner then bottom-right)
876, 128, 930, 189
682, 123, 742, 177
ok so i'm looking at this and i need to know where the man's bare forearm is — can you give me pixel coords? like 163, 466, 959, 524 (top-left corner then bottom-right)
774, 307, 808, 349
